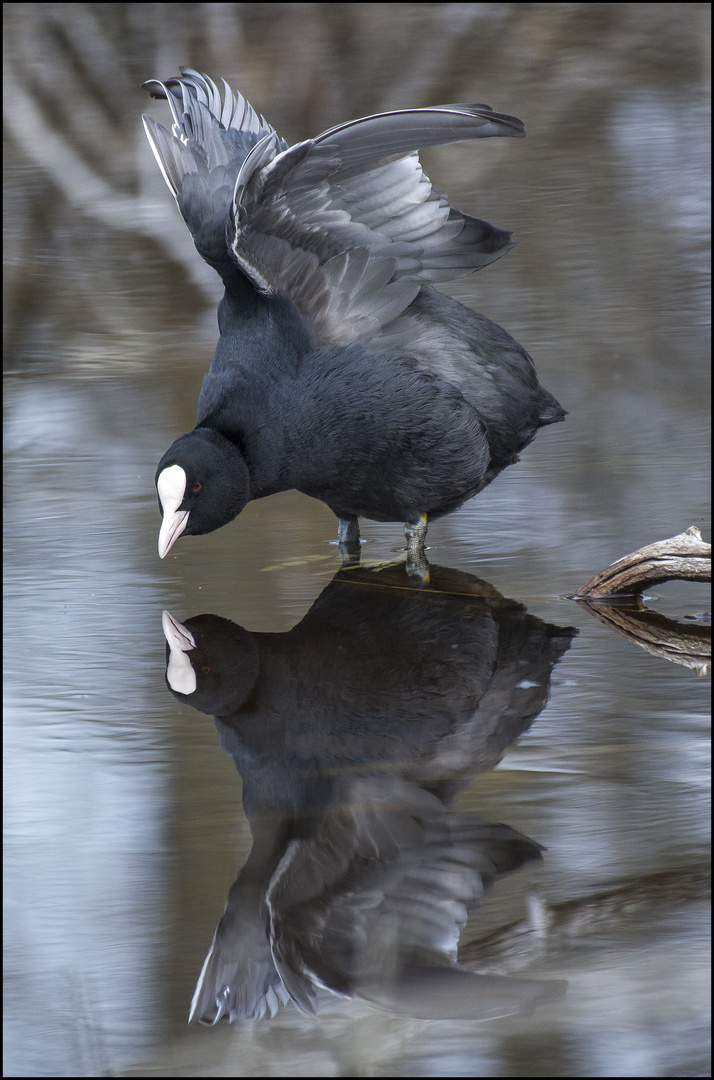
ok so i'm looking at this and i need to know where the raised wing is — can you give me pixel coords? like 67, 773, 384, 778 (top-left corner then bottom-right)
142, 69, 287, 281
142, 70, 525, 343
230, 101, 524, 343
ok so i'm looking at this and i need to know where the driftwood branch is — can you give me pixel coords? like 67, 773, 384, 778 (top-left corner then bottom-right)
573, 526, 711, 598
572, 527, 711, 674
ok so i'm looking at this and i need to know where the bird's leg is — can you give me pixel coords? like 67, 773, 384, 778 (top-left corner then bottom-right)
404, 514, 430, 583
337, 516, 361, 567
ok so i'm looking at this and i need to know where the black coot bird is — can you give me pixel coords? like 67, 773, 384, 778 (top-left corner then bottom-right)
143, 70, 564, 563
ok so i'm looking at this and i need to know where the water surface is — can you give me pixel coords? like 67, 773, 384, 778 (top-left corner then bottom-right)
3, 7, 710, 1077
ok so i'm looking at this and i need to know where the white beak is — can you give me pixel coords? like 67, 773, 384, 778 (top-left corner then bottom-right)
162, 610, 197, 696
157, 465, 190, 558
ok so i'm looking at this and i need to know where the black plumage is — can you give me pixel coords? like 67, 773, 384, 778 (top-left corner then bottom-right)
144, 70, 564, 560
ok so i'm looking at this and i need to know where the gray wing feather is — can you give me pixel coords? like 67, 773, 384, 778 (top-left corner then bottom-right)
142, 71, 524, 342
229, 102, 523, 341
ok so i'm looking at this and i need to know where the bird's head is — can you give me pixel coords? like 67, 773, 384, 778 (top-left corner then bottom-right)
155, 429, 250, 557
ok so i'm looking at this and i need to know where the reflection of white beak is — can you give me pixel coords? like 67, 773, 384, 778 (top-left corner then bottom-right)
157, 465, 190, 558
162, 610, 197, 696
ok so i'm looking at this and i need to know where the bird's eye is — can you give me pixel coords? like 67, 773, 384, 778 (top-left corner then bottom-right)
192, 481, 202, 492
201, 665, 211, 674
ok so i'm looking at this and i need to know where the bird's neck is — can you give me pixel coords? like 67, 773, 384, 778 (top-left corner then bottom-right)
214, 288, 314, 372
196, 290, 317, 498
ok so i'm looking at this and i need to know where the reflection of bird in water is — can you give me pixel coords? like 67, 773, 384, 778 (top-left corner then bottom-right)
143, 70, 565, 568
162, 562, 575, 1022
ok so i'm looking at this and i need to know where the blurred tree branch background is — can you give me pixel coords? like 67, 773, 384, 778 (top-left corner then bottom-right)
3, 2, 710, 363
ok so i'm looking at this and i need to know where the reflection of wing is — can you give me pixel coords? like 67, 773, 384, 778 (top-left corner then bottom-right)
189, 870, 290, 1025
143, 70, 523, 344
189, 777, 547, 1024
189, 774, 544, 1025
269, 777, 542, 1017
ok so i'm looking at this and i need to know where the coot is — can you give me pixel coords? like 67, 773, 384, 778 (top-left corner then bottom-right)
143, 70, 564, 563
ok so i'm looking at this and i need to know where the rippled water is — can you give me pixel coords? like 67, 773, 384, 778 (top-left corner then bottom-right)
3, 12, 710, 1078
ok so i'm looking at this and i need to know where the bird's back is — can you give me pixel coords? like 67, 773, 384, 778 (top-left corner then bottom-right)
378, 286, 566, 479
